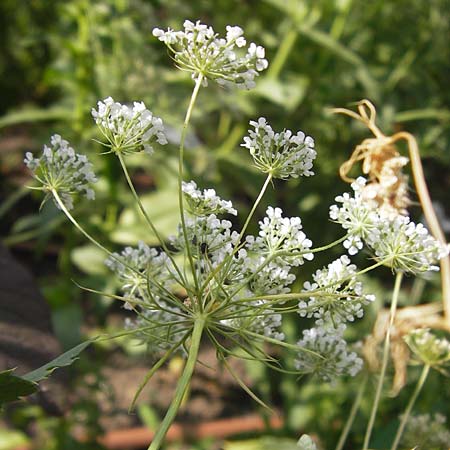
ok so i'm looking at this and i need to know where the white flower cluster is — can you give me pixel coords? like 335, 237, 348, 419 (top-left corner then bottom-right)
171, 214, 240, 268
402, 413, 450, 449
220, 300, 284, 341
243, 255, 296, 296
330, 177, 449, 273
299, 255, 375, 325
241, 117, 316, 179
405, 328, 450, 367
247, 207, 313, 263
24, 134, 97, 210
106, 242, 184, 355
92, 97, 167, 154
329, 177, 379, 255
237, 206, 313, 297
182, 180, 237, 216
153, 20, 268, 88
105, 241, 172, 309
213, 207, 315, 340
295, 324, 363, 382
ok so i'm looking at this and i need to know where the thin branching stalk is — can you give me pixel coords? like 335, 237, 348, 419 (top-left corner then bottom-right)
390, 364, 430, 450
52, 189, 170, 293
199, 173, 273, 295
52, 190, 115, 259
147, 317, 205, 450
335, 373, 368, 450
116, 152, 187, 289
178, 74, 204, 297
363, 271, 404, 450
130, 331, 190, 411
236, 173, 273, 249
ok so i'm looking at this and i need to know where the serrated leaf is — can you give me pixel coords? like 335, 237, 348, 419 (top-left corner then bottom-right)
22, 339, 95, 383
0, 369, 38, 405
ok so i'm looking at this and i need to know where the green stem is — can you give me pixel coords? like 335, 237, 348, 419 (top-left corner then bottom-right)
309, 234, 349, 254
52, 190, 113, 257
335, 373, 368, 450
238, 173, 272, 244
116, 152, 187, 287
235, 256, 394, 305
147, 317, 205, 450
363, 271, 404, 450
267, 26, 298, 79
178, 74, 204, 297
200, 173, 272, 296
390, 364, 430, 450
130, 331, 190, 412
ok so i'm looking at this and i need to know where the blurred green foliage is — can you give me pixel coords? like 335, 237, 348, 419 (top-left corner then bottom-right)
1, 0, 450, 448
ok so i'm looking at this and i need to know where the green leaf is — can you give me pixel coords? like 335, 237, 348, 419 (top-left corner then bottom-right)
111, 187, 180, 245
254, 75, 309, 111
224, 437, 302, 450
0, 107, 72, 129
71, 244, 109, 275
0, 369, 38, 405
297, 435, 317, 450
22, 339, 95, 383
0, 429, 29, 450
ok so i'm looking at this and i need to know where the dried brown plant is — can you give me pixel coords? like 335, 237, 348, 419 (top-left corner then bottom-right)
331, 99, 450, 327
363, 303, 449, 395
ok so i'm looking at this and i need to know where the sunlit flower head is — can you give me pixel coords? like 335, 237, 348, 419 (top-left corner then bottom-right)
182, 180, 237, 216
330, 177, 449, 272
92, 97, 167, 155
329, 177, 380, 255
242, 118, 316, 179
299, 255, 375, 325
368, 215, 449, 274
246, 206, 313, 265
24, 134, 97, 210
152, 20, 268, 88
405, 328, 450, 368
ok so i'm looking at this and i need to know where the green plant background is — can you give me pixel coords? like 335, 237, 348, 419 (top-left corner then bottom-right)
1, 0, 449, 449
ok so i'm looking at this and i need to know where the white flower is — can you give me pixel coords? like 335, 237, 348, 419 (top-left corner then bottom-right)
246, 206, 314, 265
243, 254, 296, 295
220, 299, 284, 341
92, 97, 167, 154
329, 177, 380, 254
242, 117, 316, 179
105, 241, 172, 308
367, 215, 449, 274
299, 255, 375, 325
402, 413, 450, 448
171, 214, 239, 269
152, 20, 268, 89
24, 134, 97, 210
295, 324, 363, 381
330, 177, 449, 272
405, 328, 450, 367
182, 180, 237, 216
